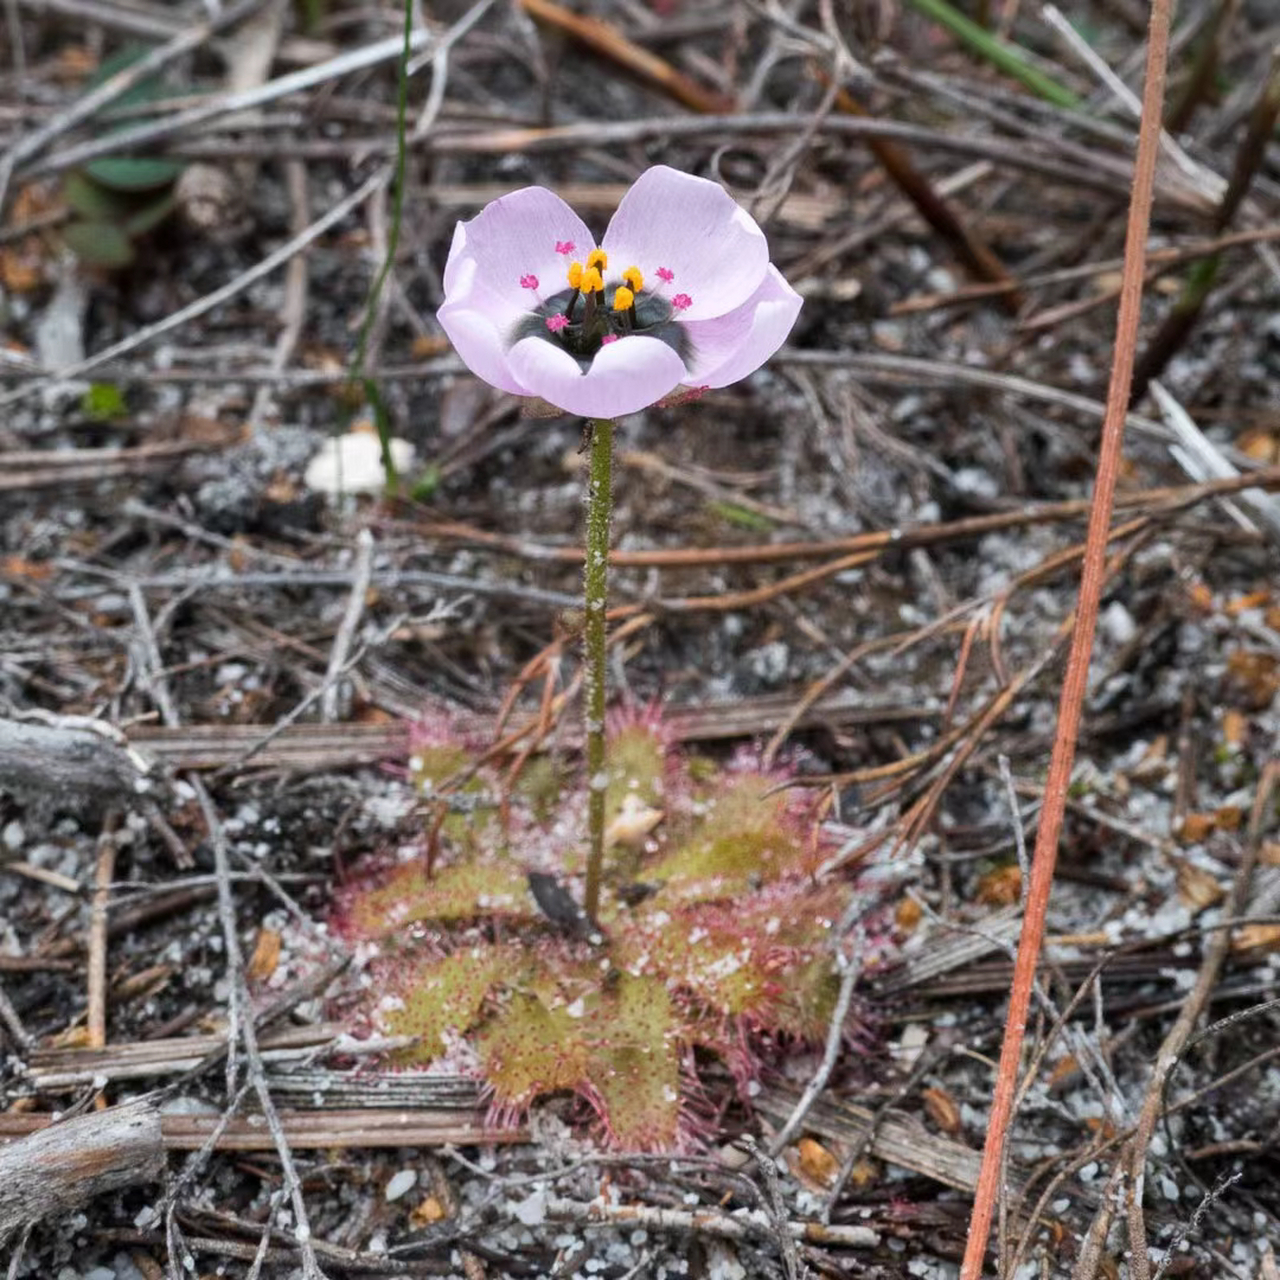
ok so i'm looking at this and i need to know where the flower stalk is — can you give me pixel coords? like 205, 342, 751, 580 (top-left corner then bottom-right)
583, 417, 614, 921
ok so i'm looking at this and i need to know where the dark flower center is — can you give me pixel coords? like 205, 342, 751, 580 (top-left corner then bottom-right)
512, 284, 692, 372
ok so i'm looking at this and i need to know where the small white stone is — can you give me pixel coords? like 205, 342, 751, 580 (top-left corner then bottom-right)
1102, 600, 1137, 646
385, 1169, 417, 1202
304, 431, 416, 498
1, 821, 23, 852
512, 1188, 547, 1225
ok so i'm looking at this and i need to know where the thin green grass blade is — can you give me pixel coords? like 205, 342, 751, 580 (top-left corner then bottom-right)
905, 0, 1080, 109
347, 0, 415, 492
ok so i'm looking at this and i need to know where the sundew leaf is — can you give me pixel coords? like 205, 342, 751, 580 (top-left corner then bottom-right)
514, 754, 569, 825
765, 953, 841, 1042
646, 771, 801, 898
586, 974, 680, 1149
411, 741, 480, 793
477, 992, 590, 1109
345, 857, 535, 936
338, 705, 872, 1150
386, 945, 514, 1062
605, 720, 668, 814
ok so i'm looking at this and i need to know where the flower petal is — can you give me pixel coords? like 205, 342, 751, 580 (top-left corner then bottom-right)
601, 166, 769, 321
679, 266, 802, 388
445, 186, 594, 311
438, 256, 532, 396
507, 335, 686, 418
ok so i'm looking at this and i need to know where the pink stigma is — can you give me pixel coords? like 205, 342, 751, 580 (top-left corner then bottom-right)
671, 293, 692, 311
655, 266, 674, 283
520, 274, 539, 289
545, 314, 569, 333
600, 334, 620, 345
555, 241, 576, 255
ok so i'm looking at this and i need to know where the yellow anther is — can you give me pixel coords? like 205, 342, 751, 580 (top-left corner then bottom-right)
622, 266, 643, 293
586, 247, 608, 271
566, 261, 584, 289
612, 285, 635, 312
582, 266, 604, 294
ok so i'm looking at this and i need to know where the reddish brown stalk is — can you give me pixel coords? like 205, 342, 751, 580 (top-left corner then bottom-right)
958, 0, 1174, 1275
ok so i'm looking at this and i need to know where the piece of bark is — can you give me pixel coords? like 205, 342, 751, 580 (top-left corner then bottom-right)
0, 1106, 520, 1152
0, 715, 163, 822
0, 1097, 164, 1243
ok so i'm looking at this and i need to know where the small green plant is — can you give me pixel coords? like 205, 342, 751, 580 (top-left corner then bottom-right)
335, 707, 880, 1149
61, 47, 184, 269
81, 381, 128, 421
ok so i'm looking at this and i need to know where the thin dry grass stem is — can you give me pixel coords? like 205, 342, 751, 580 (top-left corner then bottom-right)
1131, 46, 1280, 403
816, 521, 1150, 804
1164, 0, 1238, 133
86, 821, 118, 1100
426, 112, 1141, 196
409, 464, 1280, 572
540, 1195, 878, 1250
610, 550, 880, 618
817, 71, 1021, 310
0, 0, 273, 213
943, 614, 985, 729
319, 528, 374, 724
895, 222, 1280, 317
192, 778, 328, 1280
983, 604, 1009, 689
499, 648, 564, 830
1117, 763, 1276, 1280
517, 0, 734, 114
0, 169, 390, 412
493, 639, 565, 746
959, 0, 1174, 1272
489, 613, 654, 765
761, 627, 926, 768
478, 616, 656, 833
620, 449, 801, 527
764, 934, 864, 1159
0, 979, 31, 1052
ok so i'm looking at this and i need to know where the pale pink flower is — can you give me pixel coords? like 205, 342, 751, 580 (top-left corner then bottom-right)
436, 165, 802, 418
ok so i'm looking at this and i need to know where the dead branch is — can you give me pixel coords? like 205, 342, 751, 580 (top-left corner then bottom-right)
0, 1107, 522, 1151
540, 1194, 879, 1250
0, 1097, 164, 1243
0, 714, 162, 819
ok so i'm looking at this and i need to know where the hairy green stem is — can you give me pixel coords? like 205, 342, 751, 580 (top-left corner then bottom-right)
582, 417, 614, 921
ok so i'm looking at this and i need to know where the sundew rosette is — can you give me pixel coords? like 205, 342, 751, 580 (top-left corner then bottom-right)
437, 165, 802, 418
